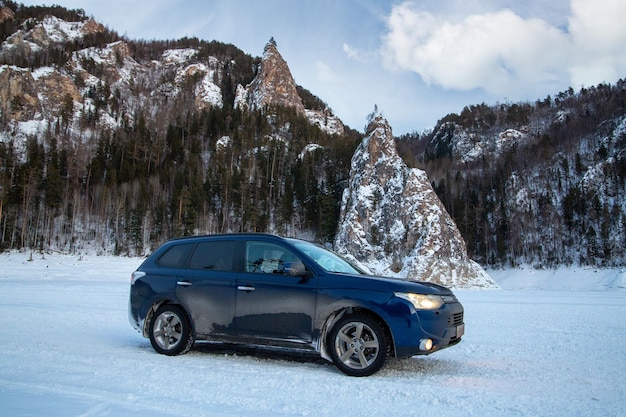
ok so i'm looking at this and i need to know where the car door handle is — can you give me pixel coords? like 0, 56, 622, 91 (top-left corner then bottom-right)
177, 281, 193, 286
237, 285, 255, 292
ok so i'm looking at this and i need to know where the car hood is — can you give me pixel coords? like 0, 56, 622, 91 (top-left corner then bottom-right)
318, 272, 454, 295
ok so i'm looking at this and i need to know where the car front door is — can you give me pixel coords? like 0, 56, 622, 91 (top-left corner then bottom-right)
235, 241, 317, 344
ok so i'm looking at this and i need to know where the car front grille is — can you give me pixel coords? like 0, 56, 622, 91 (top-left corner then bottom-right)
448, 312, 463, 326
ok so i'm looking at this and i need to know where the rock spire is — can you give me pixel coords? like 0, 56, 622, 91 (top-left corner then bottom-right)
334, 115, 497, 288
235, 39, 305, 115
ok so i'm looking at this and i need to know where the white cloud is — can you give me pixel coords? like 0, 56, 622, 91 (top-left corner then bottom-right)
343, 43, 381, 64
343, 43, 361, 60
567, 0, 626, 87
382, 0, 626, 98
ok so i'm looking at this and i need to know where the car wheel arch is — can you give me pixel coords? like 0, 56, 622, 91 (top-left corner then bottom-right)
319, 307, 396, 362
143, 300, 194, 338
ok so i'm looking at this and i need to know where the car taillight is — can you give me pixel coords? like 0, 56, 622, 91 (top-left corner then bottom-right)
131, 271, 146, 285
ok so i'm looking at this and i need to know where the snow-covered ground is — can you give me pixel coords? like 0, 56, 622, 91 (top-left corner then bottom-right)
1, 252, 624, 417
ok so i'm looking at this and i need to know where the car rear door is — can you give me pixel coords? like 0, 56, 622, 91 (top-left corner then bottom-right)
175, 240, 237, 337
235, 240, 317, 343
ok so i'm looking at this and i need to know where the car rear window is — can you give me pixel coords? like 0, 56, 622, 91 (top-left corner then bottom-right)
156, 243, 195, 268
189, 240, 236, 271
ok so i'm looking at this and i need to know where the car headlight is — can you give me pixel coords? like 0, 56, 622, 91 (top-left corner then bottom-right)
395, 292, 445, 310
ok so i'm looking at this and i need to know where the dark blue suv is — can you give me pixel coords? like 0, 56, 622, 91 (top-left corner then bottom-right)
128, 234, 464, 376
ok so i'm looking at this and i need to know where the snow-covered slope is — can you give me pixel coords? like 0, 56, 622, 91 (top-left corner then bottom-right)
335, 115, 496, 288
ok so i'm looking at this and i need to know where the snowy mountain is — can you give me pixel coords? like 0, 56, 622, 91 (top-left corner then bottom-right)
0, 11, 343, 152
401, 88, 626, 268
335, 115, 496, 288
1, 4, 624, 275
0, 5, 360, 258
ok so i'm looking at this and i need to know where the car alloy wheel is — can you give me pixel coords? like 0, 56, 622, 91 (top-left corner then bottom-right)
149, 305, 194, 356
329, 314, 387, 376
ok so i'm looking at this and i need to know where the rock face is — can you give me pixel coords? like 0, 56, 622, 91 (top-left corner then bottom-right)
305, 109, 344, 136
334, 115, 497, 288
0, 7, 14, 22
234, 39, 344, 135
2, 15, 104, 54
235, 40, 305, 116
0, 67, 39, 121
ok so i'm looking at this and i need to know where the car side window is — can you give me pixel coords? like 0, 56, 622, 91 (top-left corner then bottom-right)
188, 240, 235, 271
245, 242, 300, 274
156, 243, 195, 268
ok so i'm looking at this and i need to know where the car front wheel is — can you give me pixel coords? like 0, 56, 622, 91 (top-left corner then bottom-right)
149, 305, 194, 356
328, 314, 387, 376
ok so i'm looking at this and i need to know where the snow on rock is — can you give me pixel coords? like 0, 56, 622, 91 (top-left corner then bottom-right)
2, 15, 347, 153
162, 48, 198, 64
30, 66, 55, 80
233, 83, 248, 111
37, 15, 87, 44
158, 60, 224, 109
450, 127, 528, 162
299, 143, 323, 160
194, 71, 223, 109
554, 109, 571, 124
71, 41, 142, 88
1, 15, 104, 56
0, 63, 81, 122
0, 120, 45, 163
335, 115, 496, 289
216, 135, 231, 151
497, 128, 527, 153
305, 109, 344, 135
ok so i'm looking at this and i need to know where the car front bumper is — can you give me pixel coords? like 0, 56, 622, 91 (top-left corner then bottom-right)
393, 302, 464, 358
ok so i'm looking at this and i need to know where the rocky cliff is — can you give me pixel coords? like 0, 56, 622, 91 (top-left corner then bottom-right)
235, 39, 305, 116
235, 39, 344, 135
334, 115, 496, 288
407, 85, 626, 268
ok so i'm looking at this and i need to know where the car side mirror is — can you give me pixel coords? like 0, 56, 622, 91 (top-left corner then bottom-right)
284, 261, 307, 277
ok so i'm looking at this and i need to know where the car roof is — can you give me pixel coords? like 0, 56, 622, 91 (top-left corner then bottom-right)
167, 233, 297, 243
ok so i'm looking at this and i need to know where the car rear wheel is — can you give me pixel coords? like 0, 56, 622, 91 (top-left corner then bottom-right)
149, 305, 194, 356
328, 314, 387, 376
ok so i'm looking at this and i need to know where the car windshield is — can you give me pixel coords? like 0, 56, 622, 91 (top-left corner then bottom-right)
291, 240, 364, 274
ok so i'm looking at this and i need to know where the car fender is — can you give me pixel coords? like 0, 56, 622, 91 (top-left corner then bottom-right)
141, 299, 194, 338
314, 292, 408, 360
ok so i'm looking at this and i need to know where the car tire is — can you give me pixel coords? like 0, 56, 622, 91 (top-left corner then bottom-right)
328, 314, 387, 376
149, 305, 194, 356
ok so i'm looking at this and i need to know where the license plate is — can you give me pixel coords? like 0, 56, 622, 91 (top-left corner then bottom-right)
456, 323, 465, 338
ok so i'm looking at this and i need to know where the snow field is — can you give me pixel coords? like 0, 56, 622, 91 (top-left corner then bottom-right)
0, 252, 624, 417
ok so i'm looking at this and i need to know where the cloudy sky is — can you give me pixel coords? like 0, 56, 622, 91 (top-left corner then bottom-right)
18, 0, 626, 134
